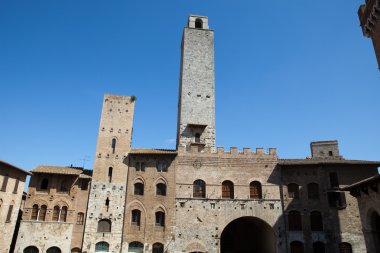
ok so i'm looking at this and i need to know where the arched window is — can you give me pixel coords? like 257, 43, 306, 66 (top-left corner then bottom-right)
310, 211, 323, 231
250, 181, 262, 199
111, 138, 116, 154
38, 205, 47, 221
193, 180, 206, 198
195, 18, 203, 29
52, 206, 60, 221
288, 210, 302, 231
95, 241, 109, 252
1, 175, 9, 191
40, 178, 49, 190
308, 183, 319, 199
156, 183, 166, 196
313, 241, 325, 253
97, 219, 111, 232
60, 206, 67, 222
71, 248, 81, 253
31, 204, 38, 220
76, 212, 84, 225
152, 243, 164, 253
290, 241, 304, 253
155, 211, 165, 226
339, 243, 352, 253
222, 180, 234, 199
108, 167, 113, 183
47, 247, 61, 253
287, 183, 299, 199
24, 246, 39, 253
156, 160, 168, 172
129, 242, 144, 253
131, 209, 141, 226
134, 182, 144, 195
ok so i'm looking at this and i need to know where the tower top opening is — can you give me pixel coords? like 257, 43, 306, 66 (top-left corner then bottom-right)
188, 15, 209, 29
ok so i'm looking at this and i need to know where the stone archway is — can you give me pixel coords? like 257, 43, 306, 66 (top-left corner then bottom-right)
220, 216, 276, 253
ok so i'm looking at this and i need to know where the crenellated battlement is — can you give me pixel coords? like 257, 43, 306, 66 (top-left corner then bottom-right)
178, 146, 277, 158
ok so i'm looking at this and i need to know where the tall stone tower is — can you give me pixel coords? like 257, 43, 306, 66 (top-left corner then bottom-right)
83, 94, 135, 253
177, 15, 216, 151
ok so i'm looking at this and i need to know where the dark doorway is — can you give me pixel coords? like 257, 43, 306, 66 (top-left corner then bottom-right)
371, 211, 380, 252
220, 216, 276, 253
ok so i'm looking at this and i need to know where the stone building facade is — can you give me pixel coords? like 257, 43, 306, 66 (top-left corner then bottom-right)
343, 175, 380, 253
358, 0, 380, 69
14, 166, 91, 253
12, 15, 380, 253
0, 160, 31, 253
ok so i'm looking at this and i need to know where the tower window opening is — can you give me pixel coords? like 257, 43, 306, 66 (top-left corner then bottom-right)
108, 167, 113, 183
195, 133, 201, 143
195, 18, 203, 29
111, 138, 116, 154
105, 197, 110, 212
329, 151, 333, 156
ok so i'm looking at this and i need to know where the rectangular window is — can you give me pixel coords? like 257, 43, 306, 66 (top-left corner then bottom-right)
13, 178, 19, 194
6, 205, 13, 223
328, 192, 346, 209
1, 176, 9, 192
76, 213, 84, 225
329, 172, 339, 188
80, 180, 88, 191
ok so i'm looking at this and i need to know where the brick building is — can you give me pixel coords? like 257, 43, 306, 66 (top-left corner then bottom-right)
14, 166, 91, 253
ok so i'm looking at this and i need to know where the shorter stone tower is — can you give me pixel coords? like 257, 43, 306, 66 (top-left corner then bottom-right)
82, 94, 135, 253
310, 140, 341, 159
177, 15, 216, 152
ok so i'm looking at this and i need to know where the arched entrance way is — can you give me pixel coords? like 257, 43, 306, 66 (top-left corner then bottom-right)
220, 216, 276, 253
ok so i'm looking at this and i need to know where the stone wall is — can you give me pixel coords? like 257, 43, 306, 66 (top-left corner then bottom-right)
177, 16, 215, 151
15, 221, 73, 252
173, 147, 283, 253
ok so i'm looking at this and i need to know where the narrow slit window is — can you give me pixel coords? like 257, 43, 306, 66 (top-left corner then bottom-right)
111, 138, 116, 154
108, 167, 113, 183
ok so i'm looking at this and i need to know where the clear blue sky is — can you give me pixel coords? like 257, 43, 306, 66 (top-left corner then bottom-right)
0, 0, 379, 173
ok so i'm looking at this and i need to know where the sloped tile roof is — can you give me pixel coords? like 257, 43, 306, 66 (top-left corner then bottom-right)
32, 166, 83, 175
0, 160, 32, 175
